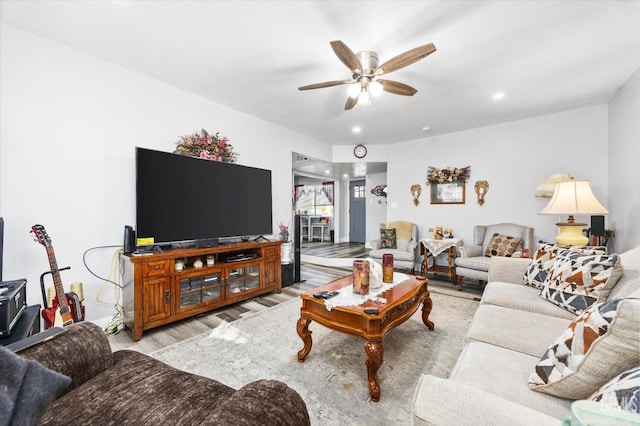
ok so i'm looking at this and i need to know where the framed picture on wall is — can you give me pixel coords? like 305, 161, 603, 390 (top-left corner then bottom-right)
430, 180, 465, 204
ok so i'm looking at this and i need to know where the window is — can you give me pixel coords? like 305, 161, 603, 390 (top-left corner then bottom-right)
353, 184, 366, 198
295, 182, 334, 216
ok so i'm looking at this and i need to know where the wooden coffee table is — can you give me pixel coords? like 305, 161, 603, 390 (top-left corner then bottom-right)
296, 274, 433, 402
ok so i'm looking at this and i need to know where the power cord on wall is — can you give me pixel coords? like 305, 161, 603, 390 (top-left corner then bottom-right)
83, 245, 125, 334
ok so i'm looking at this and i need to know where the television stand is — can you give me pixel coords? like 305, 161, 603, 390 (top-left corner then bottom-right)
121, 240, 282, 341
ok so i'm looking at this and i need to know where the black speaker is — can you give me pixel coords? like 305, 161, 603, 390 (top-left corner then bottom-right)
123, 225, 136, 254
591, 216, 605, 237
281, 263, 294, 287
293, 214, 304, 283
0, 217, 4, 281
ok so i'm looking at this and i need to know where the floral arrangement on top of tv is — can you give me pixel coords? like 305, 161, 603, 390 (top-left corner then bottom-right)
174, 129, 238, 163
427, 166, 470, 184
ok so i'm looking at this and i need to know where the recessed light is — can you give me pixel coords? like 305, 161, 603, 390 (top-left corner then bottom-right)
352, 126, 361, 133
421, 126, 431, 131
492, 92, 505, 100
325, 169, 331, 174
343, 174, 349, 178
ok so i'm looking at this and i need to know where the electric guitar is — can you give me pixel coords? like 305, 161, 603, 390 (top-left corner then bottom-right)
31, 224, 83, 329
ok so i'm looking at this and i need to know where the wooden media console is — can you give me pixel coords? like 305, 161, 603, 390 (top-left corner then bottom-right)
122, 240, 282, 341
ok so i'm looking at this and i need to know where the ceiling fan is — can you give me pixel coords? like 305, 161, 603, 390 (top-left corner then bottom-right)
298, 40, 436, 110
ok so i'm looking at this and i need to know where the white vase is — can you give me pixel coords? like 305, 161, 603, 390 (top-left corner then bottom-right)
281, 242, 293, 264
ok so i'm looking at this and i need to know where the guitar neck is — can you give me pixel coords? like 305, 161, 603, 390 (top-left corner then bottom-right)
46, 247, 71, 314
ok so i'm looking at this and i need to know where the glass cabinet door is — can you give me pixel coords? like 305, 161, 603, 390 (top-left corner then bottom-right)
245, 264, 260, 290
226, 264, 261, 295
227, 267, 246, 295
179, 272, 222, 308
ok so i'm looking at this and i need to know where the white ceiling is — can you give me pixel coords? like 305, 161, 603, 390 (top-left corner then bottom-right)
2, 0, 640, 150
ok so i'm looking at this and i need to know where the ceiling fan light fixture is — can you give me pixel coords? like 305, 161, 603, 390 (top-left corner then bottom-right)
369, 80, 383, 97
348, 83, 360, 99
301, 40, 436, 111
357, 89, 370, 105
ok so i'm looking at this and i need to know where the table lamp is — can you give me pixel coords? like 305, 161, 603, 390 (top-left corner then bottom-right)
539, 180, 609, 246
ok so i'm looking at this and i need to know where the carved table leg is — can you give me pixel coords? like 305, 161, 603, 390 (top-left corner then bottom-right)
420, 243, 427, 276
296, 317, 312, 362
422, 294, 435, 331
365, 341, 384, 402
447, 247, 454, 281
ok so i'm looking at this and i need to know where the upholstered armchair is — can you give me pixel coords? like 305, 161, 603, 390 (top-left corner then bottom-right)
455, 223, 534, 289
369, 221, 418, 273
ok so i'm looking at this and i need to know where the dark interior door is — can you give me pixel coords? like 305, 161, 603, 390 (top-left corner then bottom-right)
349, 180, 366, 243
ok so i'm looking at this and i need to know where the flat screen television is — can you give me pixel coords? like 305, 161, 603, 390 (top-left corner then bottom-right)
135, 147, 273, 248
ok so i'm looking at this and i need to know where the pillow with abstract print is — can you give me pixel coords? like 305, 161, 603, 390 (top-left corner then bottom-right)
529, 298, 640, 399
522, 241, 607, 289
539, 250, 623, 314
588, 366, 640, 414
380, 228, 397, 249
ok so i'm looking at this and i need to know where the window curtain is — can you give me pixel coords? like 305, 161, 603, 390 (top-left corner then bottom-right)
294, 185, 305, 202
322, 181, 334, 205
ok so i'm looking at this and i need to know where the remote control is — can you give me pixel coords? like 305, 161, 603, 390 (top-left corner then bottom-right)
364, 308, 379, 315
313, 291, 328, 299
322, 291, 339, 299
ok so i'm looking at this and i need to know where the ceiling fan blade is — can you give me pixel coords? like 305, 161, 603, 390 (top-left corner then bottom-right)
345, 96, 358, 110
375, 43, 436, 75
298, 80, 350, 91
378, 79, 418, 96
330, 40, 362, 74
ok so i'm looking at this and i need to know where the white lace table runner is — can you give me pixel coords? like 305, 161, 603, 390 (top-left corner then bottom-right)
419, 237, 463, 257
324, 272, 409, 311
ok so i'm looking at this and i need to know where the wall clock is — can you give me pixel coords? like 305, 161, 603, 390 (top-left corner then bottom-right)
354, 144, 367, 159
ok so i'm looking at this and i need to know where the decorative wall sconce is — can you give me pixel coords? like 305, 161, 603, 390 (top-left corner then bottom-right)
410, 184, 422, 206
371, 185, 387, 197
474, 180, 489, 206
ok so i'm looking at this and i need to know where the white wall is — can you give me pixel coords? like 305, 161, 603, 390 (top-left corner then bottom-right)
0, 24, 330, 322
365, 172, 388, 245
608, 68, 640, 252
386, 105, 609, 260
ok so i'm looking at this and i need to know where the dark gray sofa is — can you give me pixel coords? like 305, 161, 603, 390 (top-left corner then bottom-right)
18, 321, 310, 425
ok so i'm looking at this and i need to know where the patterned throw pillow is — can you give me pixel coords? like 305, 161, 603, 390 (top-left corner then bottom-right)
589, 366, 640, 413
529, 298, 640, 399
523, 241, 607, 289
484, 233, 521, 257
380, 228, 397, 249
539, 251, 623, 314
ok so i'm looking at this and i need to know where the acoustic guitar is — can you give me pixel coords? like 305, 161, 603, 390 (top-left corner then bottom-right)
31, 224, 83, 329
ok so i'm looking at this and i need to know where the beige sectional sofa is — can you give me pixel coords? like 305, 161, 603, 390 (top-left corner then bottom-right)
413, 246, 640, 425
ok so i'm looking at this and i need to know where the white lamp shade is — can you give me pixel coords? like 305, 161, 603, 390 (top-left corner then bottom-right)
357, 90, 370, 105
347, 83, 360, 99
369, 81, 383, 97
535, 173, 573, 197
539, 181, 609, 216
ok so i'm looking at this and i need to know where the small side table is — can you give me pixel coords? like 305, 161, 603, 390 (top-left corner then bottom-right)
420, 238, 463, 285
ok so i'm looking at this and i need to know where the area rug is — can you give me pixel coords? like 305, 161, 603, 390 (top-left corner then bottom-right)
151, 292, 479, 426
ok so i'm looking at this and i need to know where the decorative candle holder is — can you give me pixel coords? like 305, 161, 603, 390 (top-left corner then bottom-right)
382, 254, 394, 283
353, 259, 370, 295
